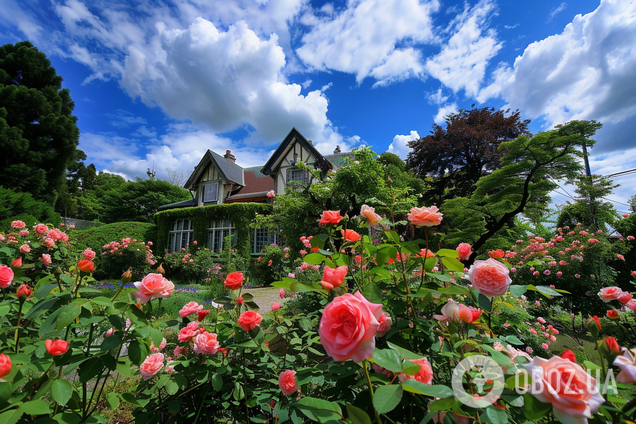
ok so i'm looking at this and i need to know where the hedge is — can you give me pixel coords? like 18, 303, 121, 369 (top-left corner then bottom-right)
153, 203, 272, 257
73, 221, 158, 252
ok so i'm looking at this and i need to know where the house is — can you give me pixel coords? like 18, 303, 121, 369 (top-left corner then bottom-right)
154, 128, 350, 256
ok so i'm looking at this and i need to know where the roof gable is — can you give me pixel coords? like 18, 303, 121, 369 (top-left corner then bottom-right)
184, 150, 245, 190
260, 127, 332, 177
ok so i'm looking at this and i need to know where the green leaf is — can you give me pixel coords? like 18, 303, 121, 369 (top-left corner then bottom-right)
373, 385, 403, 414
39, 308, 63, 337
79, 357, 103, 383
441, 256, 464, 272
294, 397, 342, 422
478, 294, 491, 312
439, 285, 470, 295
523, 392, 552, 420
479, 344, 513, 368
24, 298, 58, 320
346, 403, 372, 424
35, 283, 59, 299
212, 373, 223, 391
376, 246, 397, 266
90, 297, 112, 306
429, 396, 455, 411
149, 328, 164, 347
57, 304, 82, 331
436, 249, 460, 258
20, 399, 51, 415
367, 267, 392, 279
128, 341, 148, 366
0, 409, 23, 424
51, 379, 74, 406
107, 393, 120, 410
271, 280, 293, 290
363, 283, 382, 304
401, 380, 454, 399
165, 379, 179, 395
431, 273, 452, 282
385, 231, 400, 244
387, 342, 422, 359
372, 349, 402, 373
505, 335, 523, 346
303, 253, 325, 265
534, 285, 562, 297
509, 285, 527, 298
486, 406, 508, 424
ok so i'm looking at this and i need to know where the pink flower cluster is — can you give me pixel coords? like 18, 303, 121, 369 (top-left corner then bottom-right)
102, 238, 154, 264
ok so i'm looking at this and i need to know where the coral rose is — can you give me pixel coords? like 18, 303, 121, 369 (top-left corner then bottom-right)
278, 370, 297, 395
139, 353, 164, 380
598, 287, 623, 303
524, 356, 604, 424
618, 292, 633, 304
0, 353, 11, 379
238, 311, 263, 331
320, 265, 348, 291
360, 204, 382, 227
224, 272, 244, 290
133, 273, 175, 302
407, 206, 443, 227
341, 229, 361, 242
606, 310, 620, 320
10, 257, 22, 269
614, 348, 636, 383
193, 331, 220, 355
398, 357, 433, 385
179, 301, 203, 318
0, 265, 15, 288
318, 210, 343, 226
456, 243, 472, 260
77, 260, 95, 273
45, 339, 70, 356
466, 258, 512, 297
319, 292, 382, 362
560, 350, 577, 363
16, 284, 33, 299
271, 302, 281, 311
34, 223, 48, 234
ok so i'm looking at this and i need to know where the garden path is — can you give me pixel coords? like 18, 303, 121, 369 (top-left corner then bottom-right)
242, 286, 286, 314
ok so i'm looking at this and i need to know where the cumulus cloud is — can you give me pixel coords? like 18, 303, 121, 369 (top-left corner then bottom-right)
297, 0, 439, 85
388, 130, 420, 159
479, 0, 636, 135
433, 103, 459, 124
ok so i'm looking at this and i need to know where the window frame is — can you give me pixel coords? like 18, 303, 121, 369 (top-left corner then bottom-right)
168, 219, 193, 252
285, 168, 310, 187
207, 219, 235, 252
203, 181, 220, 203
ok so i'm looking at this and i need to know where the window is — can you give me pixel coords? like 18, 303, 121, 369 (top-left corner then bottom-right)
286, 168, 310, 186
207, 220, 235, 252
203, 182, 219, 203
168, 219, 193, 252
251, 227, 283, 254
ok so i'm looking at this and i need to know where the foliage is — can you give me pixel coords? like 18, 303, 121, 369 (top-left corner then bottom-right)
0, 41, 81, 206
97, 238, 155, 282
161, 248, 221, 286
250, 244, 292, 287
0, 186, 61, 228
73, 221, 157, 254
407, 107, 530, 205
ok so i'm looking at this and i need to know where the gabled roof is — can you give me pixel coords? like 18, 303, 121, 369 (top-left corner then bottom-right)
157, 197, 198, 211
184, 150, 245, 190
260, 127, 332, 177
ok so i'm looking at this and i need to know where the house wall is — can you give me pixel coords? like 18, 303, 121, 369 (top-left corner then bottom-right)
197, 163, 227, 206
274, 142, 316, 194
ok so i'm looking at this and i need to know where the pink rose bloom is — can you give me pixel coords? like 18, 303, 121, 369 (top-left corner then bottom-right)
628, 236, 635, 241
503, 323, 510, 328
11, 220, 26, 229
618, 292, 634, 304
541, 343, 550, 350
525, 356, 604, 424
0, 265, 15, 288
407, 206, 443, 227
174, 346, 182, 357
44, 237, 55, 247
557, 271, 563, 277
20, 244, 31, 254
34, 224, 48, 234
465, 258, 512, 297
618, 254, 625, 261
433, 301, 475, 324
456, 243, 472, 260
529, 328, 538, 335
178, 321, 199, 342
41, 253, 52, 267
319, 292, 382, 362
193, 331, 220, 355
598, 287, 623, 303
105, 327, 114, 337
376, 312, 392, 337
133, 274, 175, 302
238, 311, 263, 331
139, 353, 164, 380
360, 204, 382, 227
271, 302, 281, 311
47, 228, 64, 241
151, 338, 167, 353
19, 230, 29, 236
267, 190, 275, 198
279, 288, 285, 299
299, 249, 307, 255
626, 300, 636, 312
83, 248, 96, 261
179, 301, 204, 318
537, 317, 546, 324
279, 370, 297, 395
320, 265, 348, 290
614, 348, 636, 383
398, 357, 433, 385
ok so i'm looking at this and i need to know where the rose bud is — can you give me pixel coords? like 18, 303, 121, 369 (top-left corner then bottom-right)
11, 257, 22, 269
122, 267, 133, 284
77, 260, 95, 273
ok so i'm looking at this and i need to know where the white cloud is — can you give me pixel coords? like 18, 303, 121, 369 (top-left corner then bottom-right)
504, 23, 519, 29
433, 103, 459, 124
297, 0, 439, 85
547, 3, 568, 23
388, 130, 420, 159
479, 0, 636, 130
425, 0, 502, 97
426, 87, 449, 105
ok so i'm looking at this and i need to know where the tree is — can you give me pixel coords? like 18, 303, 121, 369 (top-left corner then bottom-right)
556, 175, 619, 231
0, 186, 60, 228
406, 107, 530, 205
0, 41, 81, 205
441, 120, 602, 261
166, 168, 187, 187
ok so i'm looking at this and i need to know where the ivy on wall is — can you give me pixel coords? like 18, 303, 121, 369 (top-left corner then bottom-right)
154, 203, 272, 256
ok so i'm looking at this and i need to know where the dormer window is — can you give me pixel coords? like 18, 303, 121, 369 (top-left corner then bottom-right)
286, 168, 310, 186
203, 182, 219, 203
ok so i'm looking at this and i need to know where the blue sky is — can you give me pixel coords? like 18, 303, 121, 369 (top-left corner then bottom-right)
1, 0, 635, 213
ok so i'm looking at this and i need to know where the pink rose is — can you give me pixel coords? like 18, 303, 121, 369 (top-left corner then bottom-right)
105, 327, 114, 337
433, 301, 477, 324
598, 287, 623, 303
341, 229, 361, 242
318, 210, 343, 226
11, 220, 26, 229
20, 244, 30, 254
42, 254, 52, 266
179, 301, 203, 318
279, 288, 285, 299
407, 206, 443, 227
45, 339, 70, 356
376, 312, 392, 337
34, 224, 48, 234
238, 311, 263, 331
267, 190, 275, 198
139, 353, 164, 380
150, 338, 167, 353
133, 273, 175, 302
174, 346, 182, 357
0, 265, 14, 288
0, 354, 11, 379
178, 321, 200, 342
360, 204, 382, 227
524, 356, 604, 424
466, 258, 512, 297
271, 302, 281, 311
278, 370, 297, 395
398, 357, 433, 385
83, 248, 96, 261
224, 272, 244, 290
614, 348, 636, 383
193, 331, 220, 355
618, 292, 633, 304
320, 265, 348, 291
319, 292, 382, 362
456, 243, 472, 260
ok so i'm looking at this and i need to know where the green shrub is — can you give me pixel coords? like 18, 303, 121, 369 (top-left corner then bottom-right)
0, 186, 60, 228
98, 239, 155, 281
73, 221, 158, 252
162, 248, 220, 285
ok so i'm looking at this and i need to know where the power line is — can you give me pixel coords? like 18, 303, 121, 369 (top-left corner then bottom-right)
595, 167, 636, 179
